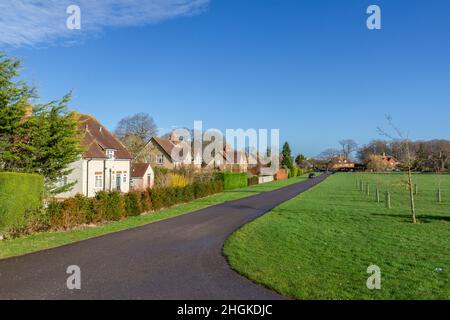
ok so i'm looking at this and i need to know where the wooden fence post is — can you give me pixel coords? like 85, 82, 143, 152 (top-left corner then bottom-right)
385, 192, 391, 209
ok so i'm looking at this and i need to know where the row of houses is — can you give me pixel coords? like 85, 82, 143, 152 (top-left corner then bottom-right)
59, 114, 261, 198
326, 154, 400, 172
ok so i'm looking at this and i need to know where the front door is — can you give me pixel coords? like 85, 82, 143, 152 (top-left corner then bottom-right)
116, 174, 121, 191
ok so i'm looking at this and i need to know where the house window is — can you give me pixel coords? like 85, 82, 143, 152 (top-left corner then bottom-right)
95, 175, 103, 188
106, 150, 115, 159
157, 154, 164, 164
123, 174, 127, 183
147, 174, 152, 186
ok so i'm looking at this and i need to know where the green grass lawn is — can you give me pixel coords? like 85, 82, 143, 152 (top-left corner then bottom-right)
224, 173, 450, 299
0, 175, 311, 260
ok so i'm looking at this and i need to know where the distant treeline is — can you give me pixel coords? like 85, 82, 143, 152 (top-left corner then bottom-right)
358, 139, 450, 172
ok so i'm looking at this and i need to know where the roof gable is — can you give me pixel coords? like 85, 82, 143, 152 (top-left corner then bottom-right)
78, 114, 132, 160
131, 163, 151, 178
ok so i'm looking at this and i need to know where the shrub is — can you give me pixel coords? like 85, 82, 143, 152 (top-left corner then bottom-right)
0, 172, 44, 235
181, 185, 195, 202
93, 191, 124, 221
124, 192, 142, 216
170, 173, 189, 188
150, 187, 171, 210
216, 172, 248, 190
153, 167, 171, 188
248, 176, 259, 186
10, 175, 225, 237
50, 194, 91, 229
140, 190, 152, 213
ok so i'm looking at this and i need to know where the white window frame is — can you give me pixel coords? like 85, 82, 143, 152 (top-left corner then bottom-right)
95, 174, 103, 189
106, 150, 115, 159
157, 154, 164, 164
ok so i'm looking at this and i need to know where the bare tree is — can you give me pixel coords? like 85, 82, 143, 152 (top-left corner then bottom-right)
339, 139, 358, 159
318, 148, 340, 171
115, 112, 158, 141
378, 115, 417, 224
114, 113, 158, 158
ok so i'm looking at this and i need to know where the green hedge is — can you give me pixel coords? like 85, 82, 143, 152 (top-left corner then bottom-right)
40, 179, 224, 232
0, 172, 44, 235
216, 172, 249, 190
248, 176, 259, 186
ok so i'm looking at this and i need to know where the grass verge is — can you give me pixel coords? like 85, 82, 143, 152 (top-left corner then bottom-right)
224, 173, 450, 299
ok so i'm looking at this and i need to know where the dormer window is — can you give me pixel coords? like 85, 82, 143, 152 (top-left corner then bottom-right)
106, 149, 115, 159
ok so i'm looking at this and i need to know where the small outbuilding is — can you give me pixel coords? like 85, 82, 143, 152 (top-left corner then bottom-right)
131, 163, 154, 191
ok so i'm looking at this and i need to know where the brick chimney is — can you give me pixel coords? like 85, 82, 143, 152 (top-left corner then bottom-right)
169, 131, 179, 142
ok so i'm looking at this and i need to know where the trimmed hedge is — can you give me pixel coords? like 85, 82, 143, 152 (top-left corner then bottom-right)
248, 176, 259, 186
0, 172, 44, 235
216, 172, 248, 190
41, 179, 224, 232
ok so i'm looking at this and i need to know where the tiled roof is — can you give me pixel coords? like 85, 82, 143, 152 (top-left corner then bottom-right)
131, 163, 151, 178
151, 137, 190, 161
78, 114, 132, 160
153, 137, 177, 158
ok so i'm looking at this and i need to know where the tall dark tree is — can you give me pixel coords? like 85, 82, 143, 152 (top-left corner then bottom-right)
295, 154, 306, 167
0, 55, 83, 195
17, 95, 84, 194
281, 142, 294, 174
0, 55, 34, 169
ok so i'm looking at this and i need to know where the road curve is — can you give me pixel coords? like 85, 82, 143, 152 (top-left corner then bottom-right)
0, 174, 329, 300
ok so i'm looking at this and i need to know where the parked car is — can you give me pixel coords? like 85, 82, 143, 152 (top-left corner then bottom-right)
308, 173, 316, 179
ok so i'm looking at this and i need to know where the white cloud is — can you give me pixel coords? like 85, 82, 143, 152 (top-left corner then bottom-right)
0, 0, 209, 47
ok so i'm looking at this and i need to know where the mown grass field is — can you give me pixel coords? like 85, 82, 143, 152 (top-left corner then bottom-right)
0, 175, 311, 260
224, 173, 450, 299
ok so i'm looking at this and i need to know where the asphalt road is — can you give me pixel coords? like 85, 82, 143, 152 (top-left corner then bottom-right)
0, 173, 329, 300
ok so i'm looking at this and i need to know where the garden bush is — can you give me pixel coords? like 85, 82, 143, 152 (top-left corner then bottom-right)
140, 190, 152, 213
60, 194, 92, 228
248, 176, 259, 186
93, 191, 124, 221
10, 176, 225, 237
124, 192, 142, 216
216, 172, 248, 190
170, 173, 189, 187
0, 172, 44, 235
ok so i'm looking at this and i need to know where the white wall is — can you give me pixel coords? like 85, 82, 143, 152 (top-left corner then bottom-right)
259, 176, 274, 184
58, 158, 131, 198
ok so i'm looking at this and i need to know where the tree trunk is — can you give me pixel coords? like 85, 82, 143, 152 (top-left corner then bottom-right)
385, 191, 391, 209
407, 169, 417, 224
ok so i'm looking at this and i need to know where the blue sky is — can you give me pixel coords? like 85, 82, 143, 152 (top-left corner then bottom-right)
3, 0, 450, 156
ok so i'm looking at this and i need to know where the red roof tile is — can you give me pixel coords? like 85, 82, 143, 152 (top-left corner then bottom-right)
78, 114, 132, 160
131, 163, 151, 178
